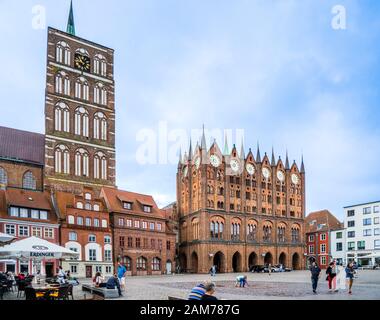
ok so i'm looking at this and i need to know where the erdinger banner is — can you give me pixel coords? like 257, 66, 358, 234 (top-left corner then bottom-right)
0, 237, 78, 260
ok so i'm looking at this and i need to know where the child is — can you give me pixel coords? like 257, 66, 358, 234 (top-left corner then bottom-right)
235, 275, 249, 288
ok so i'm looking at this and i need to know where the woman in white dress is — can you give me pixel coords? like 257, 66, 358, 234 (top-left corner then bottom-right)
336, 264, 346, 291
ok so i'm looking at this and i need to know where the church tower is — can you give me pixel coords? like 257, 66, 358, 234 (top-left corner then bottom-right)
44, 1, 116, 195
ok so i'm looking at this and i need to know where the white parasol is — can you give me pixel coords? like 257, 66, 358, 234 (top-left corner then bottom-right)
0, 232, 15, 244
0, 236, 78, 260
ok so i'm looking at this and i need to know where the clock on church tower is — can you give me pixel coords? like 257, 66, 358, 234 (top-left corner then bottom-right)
43, 2, 116, 195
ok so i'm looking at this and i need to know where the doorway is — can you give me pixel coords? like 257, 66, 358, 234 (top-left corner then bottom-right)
166, 260, 172, 275
213, 251, 225, 273
45, 263, 54, 278
86, 265, 93, 278
232, 252, 242, 272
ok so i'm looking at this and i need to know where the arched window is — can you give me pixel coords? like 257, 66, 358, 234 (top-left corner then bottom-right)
74, 107, 89, 137
94, 82, 107, 105
23, 171, 36, 190
54, 102, 70, 132
93, 112, 107, 141
0, 167, 7, 189
54, 144, 70, 174
123, 256, 132, 271
94, 152, 107, 180
291, 226, 300, 243
67, 215, 75, 224
55, 72, 70, 95
136, 257, 147, 271
278, 226, 286, 243
263, 225, 272, 242
76, 202, 83, 209
75, 148, 89, 177
94, 54, 107, 76
55, 73, 62, 93
247, 222, 257, 241
210, 217, 224, 240
75, 77, 89, 101
56, 41, 71, 65
152, 257, 161, 271
231, 221, 241, 241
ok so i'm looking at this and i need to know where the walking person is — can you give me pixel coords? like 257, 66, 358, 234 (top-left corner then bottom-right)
117, 262, 127, 292
210, 265, 216, 277
345, 262, 355, 295
326, 261, 337, 292
309, 261, 321, 294
336, 263, 346, 291
268, 263, 272, 276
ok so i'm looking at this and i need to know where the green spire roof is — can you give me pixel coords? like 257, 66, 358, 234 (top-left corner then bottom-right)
67, 0, 76, 36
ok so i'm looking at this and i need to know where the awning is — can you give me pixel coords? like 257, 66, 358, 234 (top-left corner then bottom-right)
0, 236, 79, 260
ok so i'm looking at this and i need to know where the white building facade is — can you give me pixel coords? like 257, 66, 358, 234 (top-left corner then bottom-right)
330, 228, 346, 265
344, 201, 380, 267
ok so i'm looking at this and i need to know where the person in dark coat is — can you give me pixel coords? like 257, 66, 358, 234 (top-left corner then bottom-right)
201, 283, 218, 301
309, 261, 321, 294
106, 274, 122, 297
326, 261, 337, 292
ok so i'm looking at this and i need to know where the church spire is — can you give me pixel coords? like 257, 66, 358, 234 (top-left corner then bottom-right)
223, 134, 229, 155
256, 142, 261, 163
67, 0, 76, 36
201, 125, 207, 151
188, 139, 193, 161
301, 155, 305, 173
271, 147, 276, 166
240, 141, 245, 160
285, 150, 290, 170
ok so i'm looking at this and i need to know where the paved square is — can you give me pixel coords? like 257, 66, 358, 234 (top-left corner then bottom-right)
84, 270, 380, 300
3, 270, 380, 300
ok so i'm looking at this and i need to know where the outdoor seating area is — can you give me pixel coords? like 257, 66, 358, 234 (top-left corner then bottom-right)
0, 272, 74, 300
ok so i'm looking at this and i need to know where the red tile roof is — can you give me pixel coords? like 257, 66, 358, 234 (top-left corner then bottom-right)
101, 187, 164, 218
305, 210, 342, 233
0, 189, 57, 223
0, 126, 44, 165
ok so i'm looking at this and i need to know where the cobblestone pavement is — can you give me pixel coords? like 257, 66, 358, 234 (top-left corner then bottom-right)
3, 270, 380, 300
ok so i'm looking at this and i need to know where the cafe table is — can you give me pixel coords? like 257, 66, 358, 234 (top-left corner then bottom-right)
30, 283, 60, 299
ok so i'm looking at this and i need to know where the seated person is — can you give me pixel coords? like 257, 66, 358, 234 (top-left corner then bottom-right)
18, 273, 26, 281
188, 283, 206, 300
201, 283, 218, 301
66, 271, 80, 286
93, 272, 105, 288
106, 274, 122, 297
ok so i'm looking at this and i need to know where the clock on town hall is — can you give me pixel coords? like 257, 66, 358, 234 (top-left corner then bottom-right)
74, 53, 91, 72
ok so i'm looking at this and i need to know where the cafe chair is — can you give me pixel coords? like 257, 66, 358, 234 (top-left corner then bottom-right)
25, 287, 37, 301
17, 281, 26, 298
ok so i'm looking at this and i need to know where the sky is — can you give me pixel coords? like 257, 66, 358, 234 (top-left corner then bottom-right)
0, 0, 379, 220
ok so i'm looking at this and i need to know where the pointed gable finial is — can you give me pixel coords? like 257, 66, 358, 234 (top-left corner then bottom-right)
271, 147, 276, 166
178, 147, 182, 165
188, 139, 193, 161
201, 124, 207, 151
285, 150, 290, 170
240, 140, 245, 160
67, 0, 76, 35
223, 133, 229, 155
256, 142, 261, 163
301, 155, 305, 173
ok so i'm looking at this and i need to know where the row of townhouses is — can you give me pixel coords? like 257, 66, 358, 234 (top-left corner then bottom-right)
306, 201, 380, 268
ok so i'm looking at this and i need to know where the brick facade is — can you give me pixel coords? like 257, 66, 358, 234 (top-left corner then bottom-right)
44, 27, 116, 195
177, 138, 306, 273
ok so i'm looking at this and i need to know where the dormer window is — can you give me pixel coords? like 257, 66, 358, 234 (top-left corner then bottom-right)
123, 202, 132, 210
85, 193, 92, 200
143, 205, 152, 213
